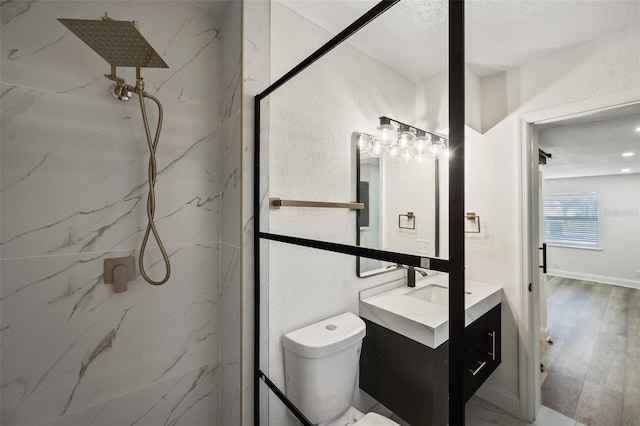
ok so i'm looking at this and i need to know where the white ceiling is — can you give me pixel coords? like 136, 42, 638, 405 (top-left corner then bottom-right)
279, 1, 640, 178
280, 0, 640, 81
538, 103, 640, 179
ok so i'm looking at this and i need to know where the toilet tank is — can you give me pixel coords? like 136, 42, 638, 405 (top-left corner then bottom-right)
282, 312, 366, 425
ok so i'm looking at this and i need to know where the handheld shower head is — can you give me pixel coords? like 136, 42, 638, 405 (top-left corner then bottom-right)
58, 18, 168, 69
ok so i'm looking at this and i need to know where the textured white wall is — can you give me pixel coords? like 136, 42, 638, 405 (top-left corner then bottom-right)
0, 2, 234, 425
545, 174, 640, 288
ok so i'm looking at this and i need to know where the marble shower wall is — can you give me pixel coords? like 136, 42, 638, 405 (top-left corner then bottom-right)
220, 1, 243, 425
241, 1, 271, 425
1, 1, 234, 425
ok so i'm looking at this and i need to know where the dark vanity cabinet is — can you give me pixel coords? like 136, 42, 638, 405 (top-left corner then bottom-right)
463, 304, 501, 401
359, 304, 501, 426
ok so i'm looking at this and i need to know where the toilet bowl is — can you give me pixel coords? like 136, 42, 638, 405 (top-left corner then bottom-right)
282, 312, 400, 426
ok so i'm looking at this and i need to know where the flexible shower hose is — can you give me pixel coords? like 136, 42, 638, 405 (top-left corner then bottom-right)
137, 86, 171, 285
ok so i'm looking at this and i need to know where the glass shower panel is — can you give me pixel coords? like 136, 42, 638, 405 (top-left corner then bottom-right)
262, 0, 450, 264
258, 1, 454, 425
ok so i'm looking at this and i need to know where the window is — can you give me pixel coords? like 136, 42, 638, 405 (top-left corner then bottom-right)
545, 194, 599, 246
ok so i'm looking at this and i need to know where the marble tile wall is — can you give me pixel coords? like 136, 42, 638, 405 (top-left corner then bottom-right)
220, 0, 244, 425
241, 1, 272, 425
0, 1, 237, 425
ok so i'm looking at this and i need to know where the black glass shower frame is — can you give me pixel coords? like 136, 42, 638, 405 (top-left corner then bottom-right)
253, 0, 466, 424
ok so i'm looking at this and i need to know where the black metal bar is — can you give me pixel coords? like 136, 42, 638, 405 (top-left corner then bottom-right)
356, 145, 363, 276
448, 0, 465, 424
539, 243, 547, 274
258, 370, 314, 426
253, 95, 261, 426
256, 0, 399, 101
261, 232, 450, 273
435, 158, 440, 258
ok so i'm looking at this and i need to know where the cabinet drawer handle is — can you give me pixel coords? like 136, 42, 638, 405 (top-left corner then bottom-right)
488, 331, 496, 361
469, 361, 487, 376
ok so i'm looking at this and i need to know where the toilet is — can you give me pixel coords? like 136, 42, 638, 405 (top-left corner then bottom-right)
282, 312, 400, 426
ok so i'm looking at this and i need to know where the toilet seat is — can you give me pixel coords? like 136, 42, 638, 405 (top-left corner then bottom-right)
354, 412, 400, 426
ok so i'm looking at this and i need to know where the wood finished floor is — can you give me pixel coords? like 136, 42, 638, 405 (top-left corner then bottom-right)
541, 276, 640, 426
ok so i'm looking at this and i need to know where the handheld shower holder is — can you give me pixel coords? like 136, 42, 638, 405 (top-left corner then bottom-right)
105, 65, 145, 101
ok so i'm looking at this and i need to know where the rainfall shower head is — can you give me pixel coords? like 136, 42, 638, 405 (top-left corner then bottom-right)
58, 18, 168, 69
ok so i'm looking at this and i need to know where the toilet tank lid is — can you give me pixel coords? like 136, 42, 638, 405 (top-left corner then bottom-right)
282, 312, 366, 359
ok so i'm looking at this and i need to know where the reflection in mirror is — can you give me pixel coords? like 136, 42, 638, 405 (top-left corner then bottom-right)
356, 146, 383, 274
354, 121, 448, 277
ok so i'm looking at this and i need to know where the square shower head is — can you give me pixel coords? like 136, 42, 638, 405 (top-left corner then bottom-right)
58, 18, 169, 69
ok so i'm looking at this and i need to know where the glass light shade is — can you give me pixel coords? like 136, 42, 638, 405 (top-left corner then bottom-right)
356, 133, 372, 153
413, 133, 431, 154
400, 149, 414, 163
431, 138, 446, 158
386, 144, 400, 161
369, 138, 387, 157
377, 123, 397, 147
397, 124, 415, 150
415, 153, 427, 163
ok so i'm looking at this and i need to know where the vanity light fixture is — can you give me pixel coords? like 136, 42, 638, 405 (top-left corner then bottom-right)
413, 130, 430, 154
369, 138, 387, 157
357, 133, 373, 153
387, 144, 401, 161
430, 136, 447, 159
377, 117, 397, 147
397, 124, 415, 150
622, 152, 635, 157
360, 117, 448, 163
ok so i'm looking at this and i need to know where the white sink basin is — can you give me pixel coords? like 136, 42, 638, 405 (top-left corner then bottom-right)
359, 273, 502, 349
406, 284, 471, 307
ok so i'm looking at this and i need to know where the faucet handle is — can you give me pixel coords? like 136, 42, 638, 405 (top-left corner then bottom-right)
104, 256, 135, 293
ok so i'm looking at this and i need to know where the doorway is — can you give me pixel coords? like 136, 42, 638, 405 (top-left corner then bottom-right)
534, 103, 640, 424
519, 89, 640, 423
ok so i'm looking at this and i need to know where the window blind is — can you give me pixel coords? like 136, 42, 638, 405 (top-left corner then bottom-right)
544, 194, 599, 246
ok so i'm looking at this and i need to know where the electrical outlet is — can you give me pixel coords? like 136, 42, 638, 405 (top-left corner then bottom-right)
416, 239, 430, 254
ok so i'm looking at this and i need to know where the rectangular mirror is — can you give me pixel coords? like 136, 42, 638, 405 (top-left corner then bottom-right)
355, 128, 448, 277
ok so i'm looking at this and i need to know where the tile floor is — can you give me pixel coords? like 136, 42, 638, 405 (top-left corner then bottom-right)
379, 396, 579, 426
465, 397, 584, 426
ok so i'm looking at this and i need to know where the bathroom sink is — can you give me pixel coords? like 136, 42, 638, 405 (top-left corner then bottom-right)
358, 272, 503, 348
405, 284, 471, 307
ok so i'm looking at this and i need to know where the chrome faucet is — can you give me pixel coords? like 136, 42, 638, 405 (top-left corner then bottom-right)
386, 264, 429, 287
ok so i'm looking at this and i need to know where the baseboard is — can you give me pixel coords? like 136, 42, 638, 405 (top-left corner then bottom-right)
475, 381, 520, 418
547, 269, 640, 290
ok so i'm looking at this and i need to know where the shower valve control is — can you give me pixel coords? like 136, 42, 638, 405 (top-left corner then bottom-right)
104, 256, 135, 293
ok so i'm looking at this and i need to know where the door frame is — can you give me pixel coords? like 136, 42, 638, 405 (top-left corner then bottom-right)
518, 88, 640, 421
